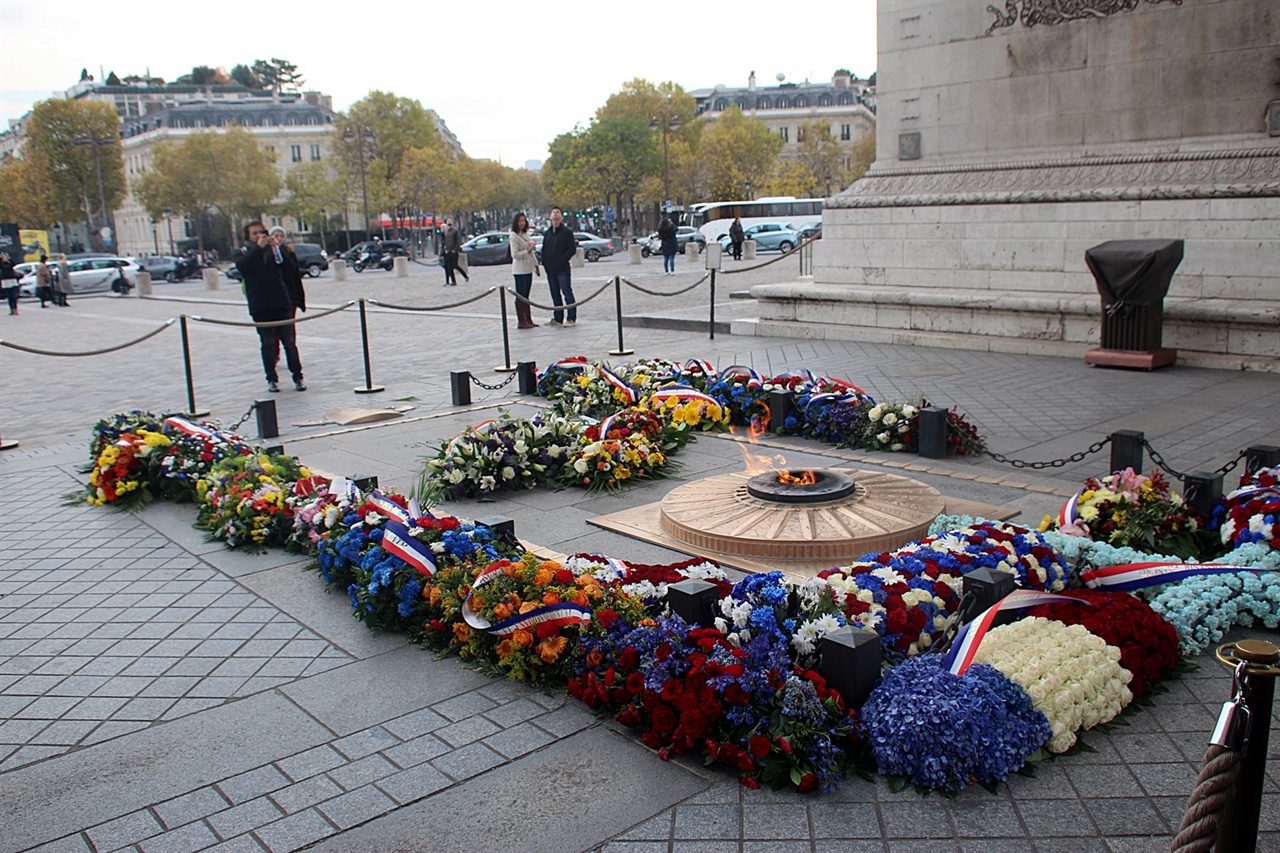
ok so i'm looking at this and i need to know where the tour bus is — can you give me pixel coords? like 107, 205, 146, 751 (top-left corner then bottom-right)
685, 198, 824, 243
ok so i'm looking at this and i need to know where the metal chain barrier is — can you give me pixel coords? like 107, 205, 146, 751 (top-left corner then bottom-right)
719, 233, 822, 276
190, 301, 355, 328
227, 402, 257, 433
0, 318, 177, 357
983, 437, 1112, 469
1144, 440, 1247, 481
619, 273, 709, 296
367, 288, 496, 312
469, 371, 517, 391
508, 279, 613, 312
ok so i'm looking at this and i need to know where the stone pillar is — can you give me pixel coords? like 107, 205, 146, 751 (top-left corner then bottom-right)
743, 240, 757, 260
685, 240, 700, 258
136, 271, 152, 295
393, 256, 409, 277
202, 268, 219, 290
332, 259, 347, 282
572, 247, 584, 268
628, 244, 642, 264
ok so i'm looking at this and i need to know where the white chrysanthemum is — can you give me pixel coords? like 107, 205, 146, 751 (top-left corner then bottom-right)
871, 566, 906, 585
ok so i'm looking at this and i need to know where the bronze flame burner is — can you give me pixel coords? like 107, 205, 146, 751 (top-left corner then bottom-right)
745, 469, 857, 504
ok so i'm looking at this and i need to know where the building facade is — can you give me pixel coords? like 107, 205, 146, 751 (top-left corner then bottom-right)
690, 70, 876, 170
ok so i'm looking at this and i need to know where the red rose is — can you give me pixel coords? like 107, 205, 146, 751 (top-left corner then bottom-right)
885, 609, 908, 634
598, 609, 618, 628
678, 709, 708, 741
749, 735, 771, 757
723, 684, 749, 705
650, 704, 677, 735
739, 775, 761, 789
776, 737, 793, 755
536, 621, 560, 640
618, 646, 640, 670
796, 773, 819, 793
656, 643, 672, 662
555, 569, 575, 585
626, 672, 645, 695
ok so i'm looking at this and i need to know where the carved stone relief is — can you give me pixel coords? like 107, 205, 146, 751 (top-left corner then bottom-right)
986, 0, 1183, 35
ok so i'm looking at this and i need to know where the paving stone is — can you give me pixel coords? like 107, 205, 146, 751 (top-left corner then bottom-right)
598, 842, 669, 853
327, 753, 400, 791
252, 809, 338, 853
315, 785, 396, 830
880, 800, 954, 838
381, 707, 449, 741
434, 715, 501, 748
532, 703, 596, 738
202, 835, 269, 852
22, 835, 94, 853
269, 775, 345, 815
1015, 798, 1096, 837
673, 804, 741, 840
616, 812, 674, 841
275, 746, 347, 783
741, 842, 813, 853
136, 820, 220, 853
1086, 798, 1168, 836
154, 787, 231, 831
381, 732, 451, 769
810, 801, 881, 838
812, 842, 887, 853
482, 721, 557, 759
207, 797, 285, 839
947, 797, 1026, 839
217, 765, 291, 805
431, 690, 498, 722
332, 726, 401, 761
482, 697, 547, 729
84, 810, 165, 852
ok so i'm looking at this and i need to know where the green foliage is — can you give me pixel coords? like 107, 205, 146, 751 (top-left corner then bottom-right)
696, 106, 783, 201
251, 58, 304, 94
0, 158, 54, 228
229, 64, 257, 89
23, 98, 126, 243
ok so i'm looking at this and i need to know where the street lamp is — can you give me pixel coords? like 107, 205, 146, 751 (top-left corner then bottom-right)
150, 216, 159, 255
649, 115, 681, 213
163, 207, 174, 255
75, 134, 115, 251
343, 125, 375, 240
745, 180, 753, 200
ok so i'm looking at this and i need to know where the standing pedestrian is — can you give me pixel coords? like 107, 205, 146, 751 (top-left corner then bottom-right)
270, 225, 308, 319
235, 220, 306, 393
509, 212, 538, 329
441, 218, 467, 286
53, 254, 71, 306
0, 253, 19, 315
729, 217, 745, 261
658, 216, 678, 275
541, 206, 578, 327
35, 254, 53, 307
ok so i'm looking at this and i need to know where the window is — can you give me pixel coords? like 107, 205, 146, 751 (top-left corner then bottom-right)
780, 126, 789, 142
795, 95, 809, 108
262, 116, 273, 127
310, 144, 321, 161
290, 145, 302, 162
757, 96, 770, 109
776, 96, 791, 109
712, 98, 728, 111
837, 92, 854, 106
269, 216, 281, 227
818, 94, 833, 107
265, 144, 275, 153
734, 97, 747, 109
841, 123, 851, 141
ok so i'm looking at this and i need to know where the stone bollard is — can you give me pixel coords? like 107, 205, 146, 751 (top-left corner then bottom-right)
628, 244, 642, 264
393, 255, 409, 277
202, 267, 220, 290
136, 271, 152, 296
743, 240, 757, 260
685, 240, 701, 258
572, 247, 584, 269
332, 259, 347, 282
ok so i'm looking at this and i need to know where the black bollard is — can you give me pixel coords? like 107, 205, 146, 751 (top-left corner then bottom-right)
355, 298, 385, 394
1216, 640, 1280, 853
767, 390, 795, 435
668, 579, 719, 628
962, 568, 1016, 624
255, 399, 279, 440
1110, 429, 1144, 473
709, 269, 716, 341
1245, 445, 1280, 475
352, 474, 379, 492
179, 315, 209, 418
450, 371, 472, 406
917, 407, 949, 459
819, 626, 882, 708
264, 444, 285, 456
609, 276, 633, 356
517, 361, 538, 395
1183, 471, 1223, 517
496, 287, 514, 371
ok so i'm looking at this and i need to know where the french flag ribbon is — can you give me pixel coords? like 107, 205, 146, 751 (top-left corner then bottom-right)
803, 392, 861, 413
597, 367, 637, 404
382, 520, 438, 576
598, 413, 621, 438
943, 590, 1090, 676
683, 358, 714, 375
1081, 562, 1260, 592
819, 376, 872, 400
369, 489, 410, 524
648, 386, 721, 408
1225, 484, 1280, 502
463, 598, 592, 636
552, 356, 588, 371
719, 365, 762, 388
163, 416, 221, 441
770, 369, 815, 386
1057, 492, 1082, 528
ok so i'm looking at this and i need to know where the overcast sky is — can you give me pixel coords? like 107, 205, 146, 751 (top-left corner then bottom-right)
0, 0, 878, 166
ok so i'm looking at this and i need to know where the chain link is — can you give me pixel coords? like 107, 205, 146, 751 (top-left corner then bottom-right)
468, 371, 517, 391
227, 402, 258, 433
983, 437, 1111, 469
1144, 441, 1247, 481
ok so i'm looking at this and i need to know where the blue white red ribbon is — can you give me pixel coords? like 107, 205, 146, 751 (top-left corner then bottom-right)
943, 590, 1089, 675
1081, 562, 1259, 592
682, 359, 714, 376
648, 386, 721, 408
1057, 492, 1081, 528
770, 369, 815, 387
382, 520, 438, 576
368, 489, 410, 524
597, 413, 621, 438
819, 376, 872, 400
552, 356, 588, 371
460, 561, 592, 636
164, 416, 221, 441
719, 365, 762, 388
597, 366, 637, 404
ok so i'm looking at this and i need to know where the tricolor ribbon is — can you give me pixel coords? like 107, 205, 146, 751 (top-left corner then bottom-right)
1081, 562, 1260, 592
1057, 491, 1081, 528
818, 376, 872, 400
552, 356, 588, 371
770, 369, 815, 387
382, 520, 438, 577
943, 590, 1089, 676
368, 489, 410, 524
597, 366, 637, 404
1225, 484, 1280, 502
164, 416, 221, 442
802, 392, 862, 414
597, 413, 621, 438
719, 365, 762, 389
460, 561, 592, 636
648, 386, 721, 408
682, 358, 714, 376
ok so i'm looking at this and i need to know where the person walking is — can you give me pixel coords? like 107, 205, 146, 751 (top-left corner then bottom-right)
236, 220, 306, 393
729, 217, 745, 261
0, 253, 19, 315
35, 255, 53, 307
509, 212, 539, 329
658, 217, 678, 275
441, 218, 467, 286
541, 206, 578, 326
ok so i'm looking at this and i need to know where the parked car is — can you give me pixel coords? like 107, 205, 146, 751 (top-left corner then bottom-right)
19, 256, 138, 297
639, 226, 706, 257
719, 222, 800, 254
135, 255, 183, 280
340, 240, 408, 265
535, 232, 614, 264
226, 243, 330, 281
460, 231, 511, 265
795, 222, 822, 242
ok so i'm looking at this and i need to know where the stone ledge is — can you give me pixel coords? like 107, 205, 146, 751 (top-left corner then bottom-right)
730, 317, 1280, 373
748, 283, 1279, 327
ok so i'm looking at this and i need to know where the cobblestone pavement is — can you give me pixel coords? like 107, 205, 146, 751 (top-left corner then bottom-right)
2, 256, 1279, 852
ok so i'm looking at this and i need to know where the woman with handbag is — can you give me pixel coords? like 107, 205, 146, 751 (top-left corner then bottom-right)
509, 212, 539, 329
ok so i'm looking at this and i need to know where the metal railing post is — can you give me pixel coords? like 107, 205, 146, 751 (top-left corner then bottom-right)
609, 275, 633, 356
179, 314, 209, 417
496, 287, 515, 371
355, 298, 385, 393
709, 269, 716, 341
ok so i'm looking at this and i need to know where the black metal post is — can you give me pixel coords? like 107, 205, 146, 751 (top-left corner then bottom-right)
354, 298, 385, 393
450, 371, 472, 406
819, 626, 882, 708
1110, 429, 1144, 473
496, 287, 514, 371
1217, 641, 1280, 853
352, 474, 379, 492
1183, 471, 1224, 517
517, 361, 538, 395
917, 407, 949, 458
609, 275, 633, 356
668, 579, 718, 628
709, 269, 716, 340
255, 398, 279, 439
178, 315, 208, 417
1245, 445, 1280, 475
767, 390, 795, 435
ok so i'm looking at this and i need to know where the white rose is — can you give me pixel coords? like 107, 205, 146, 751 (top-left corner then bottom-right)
902, 405, 918, 417
877, 432, 891, 444
883, 412, 898, 426
573, 458, 589, 474
501, 466, 516, 481
890, 443, 905, 451
868, 405, 883, 422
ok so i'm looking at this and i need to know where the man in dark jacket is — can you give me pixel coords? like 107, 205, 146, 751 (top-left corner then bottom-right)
541, 206, 578, 326
441, 218, 468, 286
236, 220, 305, 392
